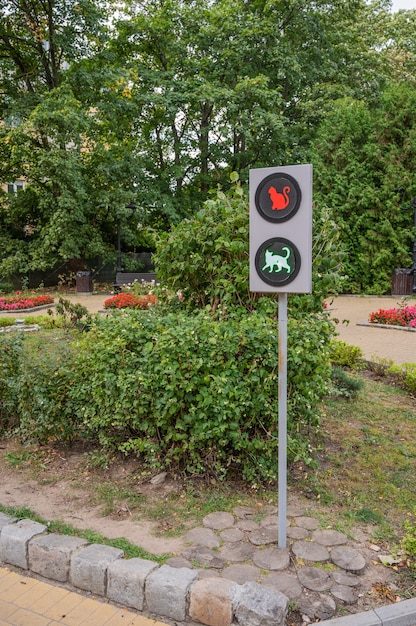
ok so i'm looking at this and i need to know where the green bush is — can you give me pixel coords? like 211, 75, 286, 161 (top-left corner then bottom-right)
0, 334, 23, 434
0, 317, 16, 328
329, 339, 364, 369
330, 366, 364, 398
0, 332, 81, 443
388, 363, 416, 395
70, 308, 332, 482
154, 176, 345, 316
17, 333, 80, 443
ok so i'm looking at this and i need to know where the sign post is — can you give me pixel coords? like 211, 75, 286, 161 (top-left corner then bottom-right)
249, 165, 312, 549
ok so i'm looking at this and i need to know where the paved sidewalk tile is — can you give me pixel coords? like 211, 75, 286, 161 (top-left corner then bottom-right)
0, 568, 169, 626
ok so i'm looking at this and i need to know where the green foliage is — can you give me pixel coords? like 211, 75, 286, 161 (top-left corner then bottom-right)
0, 334, 22, 434
52, 297, 92, 329
0, 331, 81, 443
401, 512, 416, 569
311, 82, 416, 294
0, 318, 16, 328
70, 307, 332, 482
154, 180, 254, 313
330, 366, 365, 399
17, 333, 80, 443
0, 315, 60, 329
154, 178, 345, 316
388, 363, 416, 395
122, 279, 158, 296
0, 281, 13, 294
329, 339, 364, 369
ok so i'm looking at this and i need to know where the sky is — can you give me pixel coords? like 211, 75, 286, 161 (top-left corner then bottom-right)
391, 0, 416, 10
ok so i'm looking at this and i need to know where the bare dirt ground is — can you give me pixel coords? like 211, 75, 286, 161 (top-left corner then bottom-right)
0, 438, 190, 556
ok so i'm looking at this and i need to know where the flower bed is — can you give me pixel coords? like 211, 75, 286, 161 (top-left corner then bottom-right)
369, 304, 416, 328
0, 293, 54, 311
104, 293, 157, 310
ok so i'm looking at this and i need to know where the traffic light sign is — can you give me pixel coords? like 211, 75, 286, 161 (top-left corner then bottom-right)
249, 165, 312, 293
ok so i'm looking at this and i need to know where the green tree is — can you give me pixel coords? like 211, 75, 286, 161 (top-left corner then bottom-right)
113, 0, 392, 219
311, 82, 416, 293
0, 0, 140, 278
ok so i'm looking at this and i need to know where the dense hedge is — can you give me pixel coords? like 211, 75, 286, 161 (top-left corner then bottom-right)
70, 308, 332, 481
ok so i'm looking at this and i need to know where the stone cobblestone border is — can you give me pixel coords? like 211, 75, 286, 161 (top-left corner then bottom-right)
0, 514, 288, 626
1, 513, 416, 626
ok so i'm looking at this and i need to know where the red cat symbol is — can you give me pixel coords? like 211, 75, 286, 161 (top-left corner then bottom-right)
268, 185, 290, 210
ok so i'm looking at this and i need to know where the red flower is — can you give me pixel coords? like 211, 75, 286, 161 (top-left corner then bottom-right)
104, 293, 157, 310
369, 305, 416, 328
0, 294, 54, 311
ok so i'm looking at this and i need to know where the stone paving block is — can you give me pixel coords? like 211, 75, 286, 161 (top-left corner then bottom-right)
292, 540, 330, 563
262, 571, 303, 600
29, 533, 88, 582
330, 546, 366, 574
221, 564, 260, 584
189, 577, 235, 626
298, 566, 332, 592
0, 519, 47, 569
107, 557, 158, 611
185, 527, 220, 549
252, 546, 290, 570
299, 593, 337, 622
312, 529, 348, 546
374, 596, 416, 625
145, 565, 198, 622
70, 543, 124, 596
0, 513, 17, 532
203, 511, 235, 530
232, 581, 288, 626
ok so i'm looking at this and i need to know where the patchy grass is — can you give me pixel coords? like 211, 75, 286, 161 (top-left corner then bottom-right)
307, 372, 416, 540
0, 503, 168, 562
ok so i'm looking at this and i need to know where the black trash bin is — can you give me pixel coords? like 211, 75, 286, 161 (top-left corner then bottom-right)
391, 268, 413, 296
76, 271, 93, 294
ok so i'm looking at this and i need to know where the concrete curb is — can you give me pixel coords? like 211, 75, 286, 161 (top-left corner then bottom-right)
357, 321, 416, 333
1, 513, 415, 626
319, 596, 416, 625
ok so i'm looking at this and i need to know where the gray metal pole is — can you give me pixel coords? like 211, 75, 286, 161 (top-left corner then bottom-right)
278, 292, 288, 549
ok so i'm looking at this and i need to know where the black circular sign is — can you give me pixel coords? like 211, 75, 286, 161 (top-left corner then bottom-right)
255, 173, 301, 223
255, 238, 301, 287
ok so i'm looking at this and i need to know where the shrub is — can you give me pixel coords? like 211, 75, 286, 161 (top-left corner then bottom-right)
388, 363, 416, 395
122, 279, 158, 296
330, 366, 364, 398
16, 333, 80, 443
51, 297, 91, 329
153, 175, 345, 316
70, 308, 332, 482
0, 330, 82, 443
329, 339, 364, 369
0, 334, 23, 434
